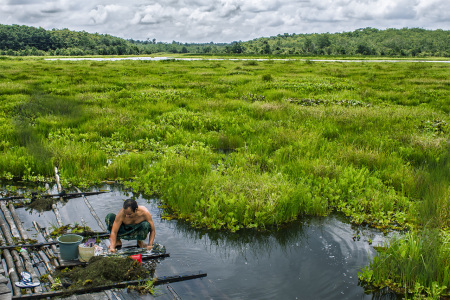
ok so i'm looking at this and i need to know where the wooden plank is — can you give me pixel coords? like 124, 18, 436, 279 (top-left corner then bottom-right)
0, 276, 7, 285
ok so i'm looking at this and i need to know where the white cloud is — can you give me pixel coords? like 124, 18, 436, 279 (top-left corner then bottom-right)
0, 0, 448, 42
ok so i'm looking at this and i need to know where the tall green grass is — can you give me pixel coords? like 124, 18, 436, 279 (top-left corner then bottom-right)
1, 57, 449, 295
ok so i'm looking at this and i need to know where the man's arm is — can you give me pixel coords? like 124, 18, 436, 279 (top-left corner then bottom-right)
109, 213, 123, 252
144, 211, 156, 250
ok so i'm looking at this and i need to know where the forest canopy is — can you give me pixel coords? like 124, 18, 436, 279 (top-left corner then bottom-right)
0, 24, 449, 57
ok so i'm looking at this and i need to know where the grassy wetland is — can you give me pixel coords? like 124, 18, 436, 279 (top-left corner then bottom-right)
1, 56, 449, 297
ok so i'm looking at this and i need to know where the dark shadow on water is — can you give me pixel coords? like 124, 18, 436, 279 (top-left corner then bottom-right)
12, 87, 86, 170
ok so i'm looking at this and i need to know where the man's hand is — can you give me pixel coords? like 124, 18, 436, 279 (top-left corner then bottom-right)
109, 246, 117, 253
146, 245, 153, 251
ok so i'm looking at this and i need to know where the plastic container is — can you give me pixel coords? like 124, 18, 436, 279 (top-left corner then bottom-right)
130, 253, 142, 264
78, 245, 95, 262
57, 234, 83, 260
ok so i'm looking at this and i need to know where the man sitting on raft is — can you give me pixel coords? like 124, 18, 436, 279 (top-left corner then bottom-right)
105, 199, 155, 253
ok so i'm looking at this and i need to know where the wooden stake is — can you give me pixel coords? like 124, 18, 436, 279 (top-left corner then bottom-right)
74, 187, 107, 231
52, 167, 64, 227
54, 167, 62, 195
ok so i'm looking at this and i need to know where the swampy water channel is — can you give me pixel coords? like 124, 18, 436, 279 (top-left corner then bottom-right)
9, 183, 394, 299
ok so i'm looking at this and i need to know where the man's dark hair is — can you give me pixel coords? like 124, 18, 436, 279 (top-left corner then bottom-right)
123, 199, 138, 212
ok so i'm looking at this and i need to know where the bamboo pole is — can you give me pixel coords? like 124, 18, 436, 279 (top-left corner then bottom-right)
8, 202, 55, 286
0, 191, 107, 202
7, 204, 28, 240
7, 204, 53, 273
0, 233, 109, 250
0, 232, 21, 296
74, 187, 107, 232
54, 167, 62, 196
0, 203, 20, 239
0, 204, 42, 293
0, 212, 26, 275
52, 168, 64, 227
11, 272, 207, 300
32, 222, 59, 267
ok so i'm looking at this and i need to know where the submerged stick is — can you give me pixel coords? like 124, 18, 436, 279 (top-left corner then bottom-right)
167, 285, 182, 300
32, 222, 59, 267
74, 187, 107, 231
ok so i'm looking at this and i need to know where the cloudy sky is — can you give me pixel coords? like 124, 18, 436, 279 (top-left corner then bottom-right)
0, 0, 448, 43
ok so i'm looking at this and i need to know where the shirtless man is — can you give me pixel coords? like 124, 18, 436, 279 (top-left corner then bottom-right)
105, 199, 155, 253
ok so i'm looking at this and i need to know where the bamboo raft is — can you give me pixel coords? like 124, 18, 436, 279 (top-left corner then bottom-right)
0, 168, 207, 299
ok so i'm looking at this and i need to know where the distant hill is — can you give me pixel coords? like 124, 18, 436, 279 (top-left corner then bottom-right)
0, 24, 448, 57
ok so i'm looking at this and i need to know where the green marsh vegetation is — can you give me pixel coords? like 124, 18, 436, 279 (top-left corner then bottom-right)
0, 57, 449, 297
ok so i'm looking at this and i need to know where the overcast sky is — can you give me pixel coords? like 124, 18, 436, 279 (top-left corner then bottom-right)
0, 0, 448, 43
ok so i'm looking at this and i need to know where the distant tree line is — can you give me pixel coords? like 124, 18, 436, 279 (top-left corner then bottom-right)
242, 28, 449, 57
0, 24, 448, 57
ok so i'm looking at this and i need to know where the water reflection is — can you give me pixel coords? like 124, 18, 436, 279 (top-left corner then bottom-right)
172, 217, 309, 260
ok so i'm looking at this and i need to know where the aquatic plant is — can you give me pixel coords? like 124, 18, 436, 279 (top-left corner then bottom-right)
359, 229, 450, 298
53, 256, 149, 289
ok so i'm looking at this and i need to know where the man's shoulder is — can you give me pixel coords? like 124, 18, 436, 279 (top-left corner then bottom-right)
115, 208, 125, 219
137, 205, 150, 213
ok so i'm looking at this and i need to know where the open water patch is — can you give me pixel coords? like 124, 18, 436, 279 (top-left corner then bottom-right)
3, 183, 397, 299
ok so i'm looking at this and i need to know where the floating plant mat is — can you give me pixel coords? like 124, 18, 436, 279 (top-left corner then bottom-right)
25, 195, 60, 212
53, 256, 151, 290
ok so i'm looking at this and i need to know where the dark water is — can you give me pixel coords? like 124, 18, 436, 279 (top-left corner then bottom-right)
11, 184, 392, 299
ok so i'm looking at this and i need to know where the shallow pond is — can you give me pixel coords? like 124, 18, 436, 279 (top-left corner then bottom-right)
10, 184, 394, 299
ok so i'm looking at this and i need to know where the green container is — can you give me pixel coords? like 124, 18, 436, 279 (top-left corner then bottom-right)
57, 234, 83, 260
